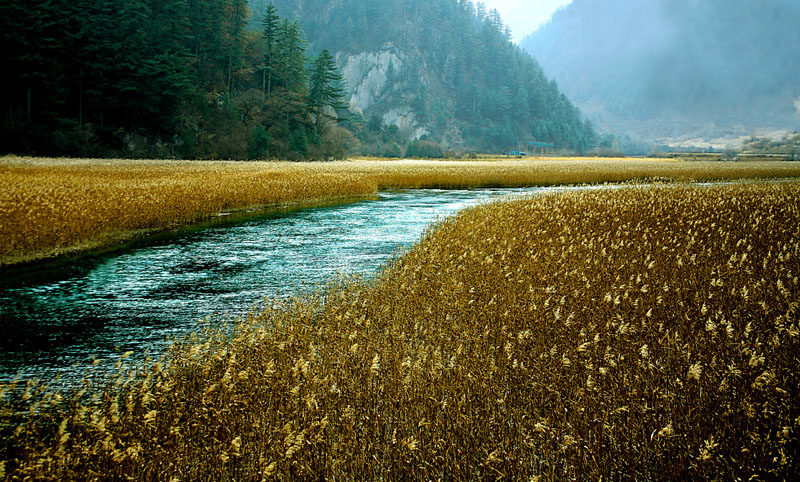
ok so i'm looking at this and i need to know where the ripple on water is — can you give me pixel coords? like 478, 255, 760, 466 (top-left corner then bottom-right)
0, 187, 542, 384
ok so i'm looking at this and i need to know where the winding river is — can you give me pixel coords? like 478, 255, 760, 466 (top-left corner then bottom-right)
1, 187, 564, 385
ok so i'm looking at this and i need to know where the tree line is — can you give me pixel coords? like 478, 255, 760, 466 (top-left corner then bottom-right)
0, 0, 350, 159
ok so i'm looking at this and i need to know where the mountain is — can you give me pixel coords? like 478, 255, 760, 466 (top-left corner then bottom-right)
0, 0, 594, 158
251, 0, 596, 154
522, 0, 800, 147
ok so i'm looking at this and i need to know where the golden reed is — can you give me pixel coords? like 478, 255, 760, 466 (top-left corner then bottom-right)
3, 156, 800, 266
2, 181, 798, 479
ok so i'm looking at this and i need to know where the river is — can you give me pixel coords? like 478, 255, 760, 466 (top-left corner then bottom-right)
1, 187, 562, 385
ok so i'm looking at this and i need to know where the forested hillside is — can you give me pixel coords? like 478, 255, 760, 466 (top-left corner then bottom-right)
1, 0, 352, 159
1, 0, 594, 158
255, 0, 595, 155
522, 0, 800, 144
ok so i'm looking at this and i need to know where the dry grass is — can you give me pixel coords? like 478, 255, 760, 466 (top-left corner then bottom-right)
3, 181, 799, 480
340, 158, 800, 188
4, 156, 800, 266
0, 157, 375, 265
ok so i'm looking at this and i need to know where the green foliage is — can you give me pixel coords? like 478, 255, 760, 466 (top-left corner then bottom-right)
289, 128, 309, 157
307, 49, 347, 130
383, 142, 402, 158
0, 0, 349, 160
366, 115, 385, 134
342, 113, 408, 158
274, 20, 308, 93
260, 3, 280, 95
406, 140, 444, 159
249, 126, 270, 159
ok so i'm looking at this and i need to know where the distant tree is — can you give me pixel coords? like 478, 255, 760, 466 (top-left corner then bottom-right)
249, 125, 270, 159
720, 149, 740, 162
261, 3, 280, 95
383, 142, 402, 158
366, 114, 384, 134
406, 139, 444, 158
275, 20, 307, 92
289, 128, 308, 156
267, 19, 308, 134
307, 49, 347, 132
320, 125, 360, 160
219, 0, 249, 92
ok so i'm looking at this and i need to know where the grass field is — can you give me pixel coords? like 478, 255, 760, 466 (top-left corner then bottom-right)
3, 155, 800, 266
2, 181, 799, 479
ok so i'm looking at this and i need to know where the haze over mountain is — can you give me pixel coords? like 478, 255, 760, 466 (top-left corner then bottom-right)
478, 0, 573, 43
522, 0, 800, 147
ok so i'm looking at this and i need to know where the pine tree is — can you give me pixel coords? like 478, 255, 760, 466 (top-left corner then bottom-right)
307, 49, 347, 132
220, 0, 249, 93
275, 19, 307, 93
261, 3, 280, 95
271, 19, 308, 137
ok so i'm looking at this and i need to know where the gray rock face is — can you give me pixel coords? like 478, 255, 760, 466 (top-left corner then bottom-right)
382, 107, 429, 140
339, 46, 403, 114
337, 45, 428, 140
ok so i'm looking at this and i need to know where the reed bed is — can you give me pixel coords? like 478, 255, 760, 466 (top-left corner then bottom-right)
3, 156, 800, 265
0, 158, 375, 265
335, 158, 800, 189
3, 181, 799, 480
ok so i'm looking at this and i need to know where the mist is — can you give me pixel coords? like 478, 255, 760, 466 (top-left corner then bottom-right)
522, 0, 800, 144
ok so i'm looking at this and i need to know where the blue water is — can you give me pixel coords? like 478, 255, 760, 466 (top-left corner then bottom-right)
0, 188, 546, 384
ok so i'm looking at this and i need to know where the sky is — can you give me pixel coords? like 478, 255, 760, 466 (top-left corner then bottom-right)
479, 0, 573, 43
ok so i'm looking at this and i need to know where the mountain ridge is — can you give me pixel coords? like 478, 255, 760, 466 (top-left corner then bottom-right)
522, 0, 800, 146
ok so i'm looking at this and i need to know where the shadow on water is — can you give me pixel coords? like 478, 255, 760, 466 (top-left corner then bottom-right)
0, 188, 543, 384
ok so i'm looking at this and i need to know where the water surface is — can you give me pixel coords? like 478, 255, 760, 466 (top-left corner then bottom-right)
0, 188, 544, 384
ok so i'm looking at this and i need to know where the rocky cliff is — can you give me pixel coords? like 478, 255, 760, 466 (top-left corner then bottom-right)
337, 45, 428, 140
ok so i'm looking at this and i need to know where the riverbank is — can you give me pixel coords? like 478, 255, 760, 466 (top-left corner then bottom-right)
4, 156, 800, 266
4, 181, 798, 479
